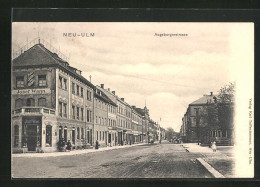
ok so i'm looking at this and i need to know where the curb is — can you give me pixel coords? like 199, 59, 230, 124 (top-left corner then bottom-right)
12, 143, 147, 158
196, 158, 225, 178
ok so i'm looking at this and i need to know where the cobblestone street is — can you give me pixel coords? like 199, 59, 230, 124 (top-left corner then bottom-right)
12, 142, 217, 178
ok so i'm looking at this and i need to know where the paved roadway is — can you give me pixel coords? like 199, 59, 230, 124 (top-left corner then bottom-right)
12, 142, 212, 178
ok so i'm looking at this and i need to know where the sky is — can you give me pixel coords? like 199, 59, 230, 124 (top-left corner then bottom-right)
12, 22, 248, 131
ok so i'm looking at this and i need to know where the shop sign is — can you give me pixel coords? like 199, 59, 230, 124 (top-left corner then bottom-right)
12, 88, 51, 95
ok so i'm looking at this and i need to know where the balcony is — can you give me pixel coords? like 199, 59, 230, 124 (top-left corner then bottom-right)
12, 107, 56, 116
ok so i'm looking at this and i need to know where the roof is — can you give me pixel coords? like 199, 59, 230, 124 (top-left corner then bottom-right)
94, 88, 117, 107
133, 107, 145, 116
12, 44, 95, 89
190, 94, 216, 105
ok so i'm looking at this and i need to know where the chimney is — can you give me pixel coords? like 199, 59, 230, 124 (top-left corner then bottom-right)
210, 92, 213, 96
112, 91, 115, 95
121, 98, 124, 102
107, 88, 110, 91
101, 84, 104, 89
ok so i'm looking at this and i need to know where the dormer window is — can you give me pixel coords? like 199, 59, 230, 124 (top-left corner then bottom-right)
16, 76, 24, 88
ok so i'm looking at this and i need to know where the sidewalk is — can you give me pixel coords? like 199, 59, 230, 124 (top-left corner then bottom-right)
182, 143, 236, 178
12, 143, 146, 158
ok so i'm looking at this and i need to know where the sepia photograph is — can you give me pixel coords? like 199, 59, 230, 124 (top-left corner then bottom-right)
11, 22, 254, 178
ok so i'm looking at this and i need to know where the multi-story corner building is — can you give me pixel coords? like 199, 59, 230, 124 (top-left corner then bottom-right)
12, 41, 95, 153
182, 92, 234, 145
131, 106, 143, 143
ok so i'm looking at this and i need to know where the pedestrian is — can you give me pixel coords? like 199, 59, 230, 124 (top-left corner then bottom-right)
212, 141, 217, 152
66, 140, 72, 151
95, 140, 100, 149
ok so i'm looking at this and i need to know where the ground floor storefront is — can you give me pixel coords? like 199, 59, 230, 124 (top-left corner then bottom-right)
12, 110, 94, 153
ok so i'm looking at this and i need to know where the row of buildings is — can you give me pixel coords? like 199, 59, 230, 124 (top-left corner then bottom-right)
180, 92, 234, 145
11, 39, 166, 153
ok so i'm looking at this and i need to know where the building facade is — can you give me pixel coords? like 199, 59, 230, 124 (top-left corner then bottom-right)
12, 39, 164, 153
180, 92, 234, 145
12, 42, 95, 153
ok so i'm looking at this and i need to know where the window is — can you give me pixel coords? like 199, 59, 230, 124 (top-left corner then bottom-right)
81, 87, 83, 97
46, 125, 52, 146
81, 128, 84, 139
63, 78, 67, 90
63, 103, 67, 118
59, 76, 62, 88
99, 117, 101, 124
59, 126, 63, 141
72, 106, 75, 119
77, 107, 79, 120
87, 110, 90, 122
16, 76, 24, 88
90, 111, 92, 122
100, 131, 101, 141
90, 91, 92, 100
88, 91, 92, 100
77, 85, 79, 96
15, 99, 23, 108
59, 102, 62, 117
38, 98, 46, 107
26, 98, 35, 106
102, 117, 104, 125
38, 75, 47, 87
103, 132, 104, 141
14, 125, 19, 147
96, 116, 98, 123
81, 108, 84, 121
64, 127, 67, 142
72, 82, 75, 94
77, 127, 80, 139
96, 131, 98, 140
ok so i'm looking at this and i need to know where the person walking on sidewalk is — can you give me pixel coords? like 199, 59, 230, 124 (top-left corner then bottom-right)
95, 140, 100, 149
212, 141, 217, 152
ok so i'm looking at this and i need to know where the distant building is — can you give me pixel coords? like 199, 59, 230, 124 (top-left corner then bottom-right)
181, 92, 234, 145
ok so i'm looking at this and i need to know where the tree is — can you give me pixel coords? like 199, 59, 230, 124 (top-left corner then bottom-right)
165, 127, 175, 141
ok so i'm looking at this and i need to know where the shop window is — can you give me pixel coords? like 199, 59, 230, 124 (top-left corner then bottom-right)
26, 98, 35, 106
16, 76, 24, 88
15, 98, 23, 108
64, 127, 67, 142
59, 76, 62, 88
59, 126, 63, 141
14, 125, 19, 147
38, 75, 47, 87
72, 128, 75, 144
77, 127, 80, 139
46, 125, 52, 146
38, 98, 46, 107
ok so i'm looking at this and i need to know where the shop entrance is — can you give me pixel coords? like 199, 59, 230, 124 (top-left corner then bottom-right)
27, 125, 37, 151
22, 116, 42, 152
